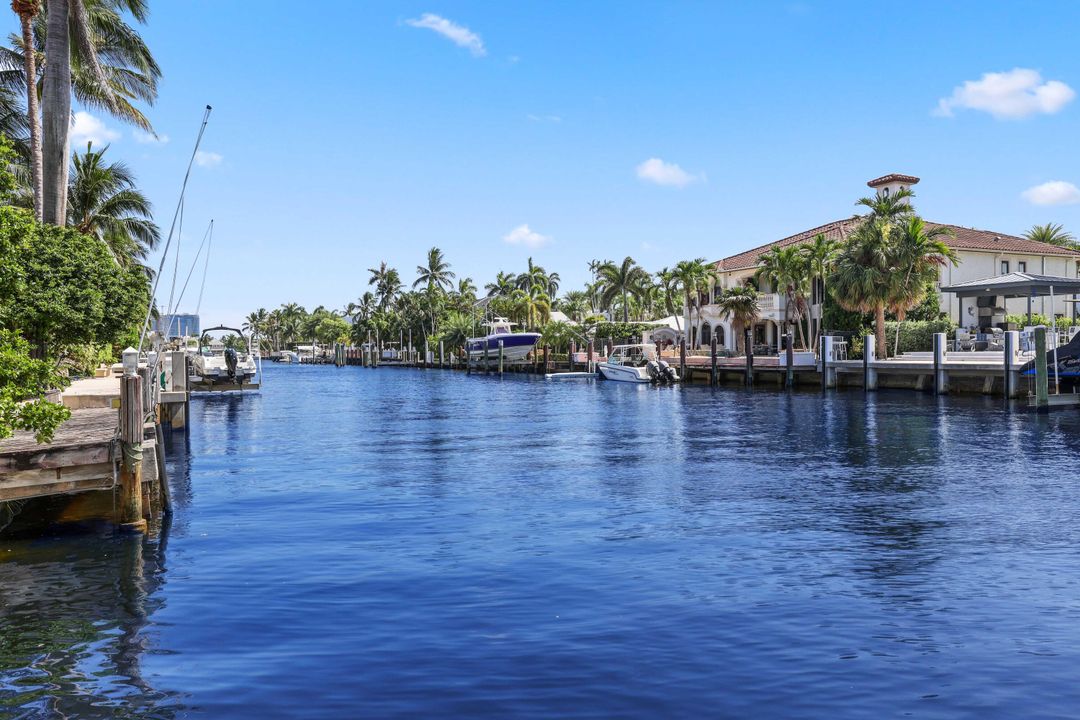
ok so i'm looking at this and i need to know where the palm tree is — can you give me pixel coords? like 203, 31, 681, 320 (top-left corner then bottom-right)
856, 187, 915, 225
1024, 223, 1077, 250
715, 286, 759, 354
440, 311, 476, 354
413, 246, 455, 291
560, 290, 590, 321
800, 233, 835, 349
598, 256, 649, 324
756, 246, 810, 349
829, 217, 893, 359
511, 255, 552, 295
67, 141, 159, 265
672, 258, 709, 345
655, 268, 682, 332
42, 0, 137, 224
367, 261, 402, 308
9, 0, 41, 219
887, 217, 957, 354
485, 271, 516, 298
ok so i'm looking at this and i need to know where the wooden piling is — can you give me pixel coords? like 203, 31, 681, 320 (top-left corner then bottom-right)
588, 339, 594, 373
439, 340, 445, 368
710, 334, 718, 387
785, 332, 794, 388
569, 341, 576, 373
679, 340, 687, 380
1035, 326, 1049, 412
1003, 331, 1014, 400
543, 345, 550, 374
484, 341, 490, 375
498, 339, 504, 376
154, 421, 171, 515
745, 331, 753, 386
119, 374, 146, 533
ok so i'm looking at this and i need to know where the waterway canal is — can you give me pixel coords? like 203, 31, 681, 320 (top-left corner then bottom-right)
3, 364, 1080, 718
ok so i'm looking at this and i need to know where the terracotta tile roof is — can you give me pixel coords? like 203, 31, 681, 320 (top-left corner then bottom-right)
867, 173, 920, 187
715, 218, 1080, 272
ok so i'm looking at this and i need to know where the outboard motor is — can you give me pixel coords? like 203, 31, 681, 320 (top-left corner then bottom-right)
657, 359, 678, 384
646, 360, 661, 382
224, 347, 238, 379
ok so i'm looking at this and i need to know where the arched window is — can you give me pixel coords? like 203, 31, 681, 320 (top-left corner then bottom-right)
882, 187, 890, 197
690, 326, 698, 348
700, 323, 711, 347
715, 325, 725, 348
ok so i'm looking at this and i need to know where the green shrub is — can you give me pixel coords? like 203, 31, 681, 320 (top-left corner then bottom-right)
881, 319, 956, 355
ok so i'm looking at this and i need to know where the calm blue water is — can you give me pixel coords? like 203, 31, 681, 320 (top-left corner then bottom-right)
3, 364, 1080, 718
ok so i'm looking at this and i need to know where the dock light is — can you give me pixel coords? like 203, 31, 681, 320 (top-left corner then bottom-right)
122, 347, 138, 376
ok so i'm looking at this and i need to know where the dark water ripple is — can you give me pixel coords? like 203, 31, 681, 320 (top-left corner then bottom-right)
3, 364, 1080, 718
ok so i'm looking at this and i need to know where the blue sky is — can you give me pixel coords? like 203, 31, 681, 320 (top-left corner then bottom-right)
27, 1, 1080, 326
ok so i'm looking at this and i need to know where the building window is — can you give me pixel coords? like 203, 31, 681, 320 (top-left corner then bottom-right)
1018, 261, 1026, 273
1001, 261, 1010, 274
882, 187, 890, 197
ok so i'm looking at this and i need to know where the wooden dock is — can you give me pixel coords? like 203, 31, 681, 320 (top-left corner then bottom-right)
1, 350, 192, 535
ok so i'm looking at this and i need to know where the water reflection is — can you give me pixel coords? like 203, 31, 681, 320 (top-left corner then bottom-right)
0, 529, 181, 718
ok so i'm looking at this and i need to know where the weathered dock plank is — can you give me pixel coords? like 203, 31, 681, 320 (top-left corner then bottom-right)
0, 408, 118, 503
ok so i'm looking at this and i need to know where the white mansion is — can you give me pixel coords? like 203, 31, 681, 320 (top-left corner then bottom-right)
692, 174, 1080, 352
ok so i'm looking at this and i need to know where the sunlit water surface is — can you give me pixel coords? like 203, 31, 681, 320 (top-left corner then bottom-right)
3, 364, 1080, 718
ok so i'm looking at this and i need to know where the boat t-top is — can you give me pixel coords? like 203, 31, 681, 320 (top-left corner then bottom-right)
467, 317, 541, 364
597, 344, 679, 384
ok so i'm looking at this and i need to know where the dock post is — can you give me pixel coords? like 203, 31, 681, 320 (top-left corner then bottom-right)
588, 339, 594, 374
425, 341, 430, 369
484, 342, 490, 375
167, 351, 187, 429
784, 332, 794, 389
1003, 330, 1018, 399
745, 331, 754, 387
1035, 326, 1049, 412
543, 345, 550, 374
710, 334, 718, 387
466, 344, 472, 375
864, 334, 877, 391
439, 340, 445, 369
569, 341, 575, 373
498, 339, 504, 376
119, 370, 146, 533
679, 340, 687, 381
820, 335, 835, 390
933, 332, 948, 395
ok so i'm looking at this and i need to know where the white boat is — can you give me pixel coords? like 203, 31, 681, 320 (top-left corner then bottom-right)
597, 344, 679, 384
467, 318, 541, 363
189, 326, 259, 388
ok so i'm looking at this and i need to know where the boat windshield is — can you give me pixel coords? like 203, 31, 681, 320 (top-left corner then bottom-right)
610, 346, 650, 366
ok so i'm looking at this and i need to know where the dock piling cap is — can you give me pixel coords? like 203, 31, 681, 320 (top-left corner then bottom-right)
122, 347, 139, 376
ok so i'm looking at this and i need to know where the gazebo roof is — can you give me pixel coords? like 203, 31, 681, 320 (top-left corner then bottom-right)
939, 272, 1080, 298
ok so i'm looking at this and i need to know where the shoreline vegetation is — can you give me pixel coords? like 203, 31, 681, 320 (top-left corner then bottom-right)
2, 0, 159, 442
245, 189, 969, 366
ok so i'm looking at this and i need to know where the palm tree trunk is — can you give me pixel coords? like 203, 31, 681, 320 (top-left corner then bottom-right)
875, 304, 887, 358
622, 290, 629, 324
41, 0, 71, 225
16, 6, 43, 221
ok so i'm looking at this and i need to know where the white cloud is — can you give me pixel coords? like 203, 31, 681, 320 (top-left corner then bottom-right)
70, 111, 119, 148
1021, 180, 1080, 206
502, 224, 551, 248
527, 114, 562, 123
405, 13, 486, 57
635, 157, 700, 187
935, 68, 1075, 119
194, 150, 223, 168
133, 130, 169, 145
